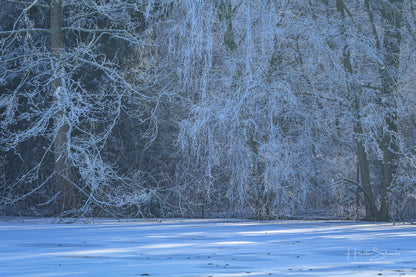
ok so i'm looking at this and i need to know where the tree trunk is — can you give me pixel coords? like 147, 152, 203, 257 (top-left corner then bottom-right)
50, 0, 76, 214
378, 0, 403, 221
341, 40, 378, 220
353, 100, 379, 220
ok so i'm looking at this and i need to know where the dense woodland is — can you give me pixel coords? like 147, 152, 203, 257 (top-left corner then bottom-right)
1, 0, 416, 221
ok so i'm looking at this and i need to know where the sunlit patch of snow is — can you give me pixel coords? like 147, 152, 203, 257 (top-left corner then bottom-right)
211, 241, 257, 246
141, 243, 195, 249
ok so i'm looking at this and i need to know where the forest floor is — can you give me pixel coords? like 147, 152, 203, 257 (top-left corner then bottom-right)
0, 218, 415, 276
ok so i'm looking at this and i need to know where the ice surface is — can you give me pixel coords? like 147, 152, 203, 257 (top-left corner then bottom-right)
0, 218, 415, 276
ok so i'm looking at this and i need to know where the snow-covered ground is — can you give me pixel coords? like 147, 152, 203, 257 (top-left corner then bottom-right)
0, 218, 415, 277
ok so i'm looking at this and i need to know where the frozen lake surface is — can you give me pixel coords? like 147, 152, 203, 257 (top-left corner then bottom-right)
1, 218, 415, 276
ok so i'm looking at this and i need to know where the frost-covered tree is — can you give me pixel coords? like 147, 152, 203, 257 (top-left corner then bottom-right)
166, 0, 342, 219
0, 0, 171, 216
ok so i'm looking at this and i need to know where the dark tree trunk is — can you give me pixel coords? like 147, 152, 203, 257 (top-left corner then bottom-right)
378, 0, 403, 221
353, 100, 378, 221
50, 0, 77, 214
343, 45, 378, 221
